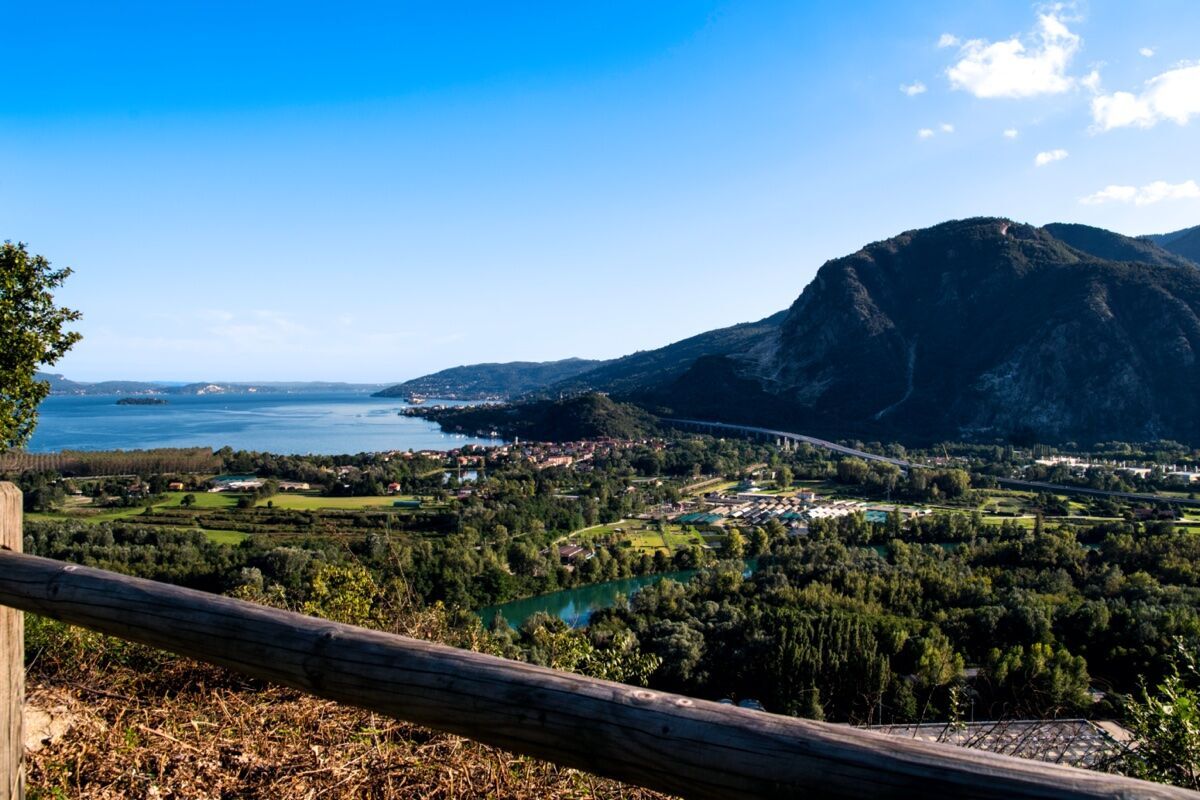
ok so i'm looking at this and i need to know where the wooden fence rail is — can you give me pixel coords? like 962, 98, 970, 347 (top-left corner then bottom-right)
0, 486, 1195, 799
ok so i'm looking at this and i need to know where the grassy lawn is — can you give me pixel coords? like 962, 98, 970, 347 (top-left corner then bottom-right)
569, 519, 717, 555
167, 491, 240, 509
979, 515, 1039, 529
28, 491, 239, 525
257, 492, 423, 510
626, 530, 668, 553
27, 507, 144, 524
663, 528, 710, 551
203, 529, 250, 545
684, 479, 738, 497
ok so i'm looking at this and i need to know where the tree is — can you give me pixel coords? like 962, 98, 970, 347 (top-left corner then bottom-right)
836, 457, 870, 485
776, 465, 794, 492
725, 529, 746, 560
1120, 641, 1200, 790
0, 242, 81, 451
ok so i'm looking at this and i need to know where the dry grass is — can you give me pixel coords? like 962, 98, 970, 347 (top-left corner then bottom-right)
24, 617, 669, 799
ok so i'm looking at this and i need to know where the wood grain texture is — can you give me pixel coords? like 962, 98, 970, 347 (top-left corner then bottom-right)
0, 484, 23, 800
0, 548, 1193, 800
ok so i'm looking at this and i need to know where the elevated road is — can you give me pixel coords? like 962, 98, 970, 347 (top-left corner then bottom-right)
663, 417, 1200, 507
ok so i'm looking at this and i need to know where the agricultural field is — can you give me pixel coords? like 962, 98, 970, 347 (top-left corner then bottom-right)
257, 492, 428, 510
25, 490, 450, 540
27, 491, 238, 524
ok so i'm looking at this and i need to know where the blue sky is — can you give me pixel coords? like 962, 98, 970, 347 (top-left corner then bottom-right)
4, 1, 1199, 382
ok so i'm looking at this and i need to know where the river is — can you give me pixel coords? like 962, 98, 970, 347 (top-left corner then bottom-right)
477, 559, 759, 629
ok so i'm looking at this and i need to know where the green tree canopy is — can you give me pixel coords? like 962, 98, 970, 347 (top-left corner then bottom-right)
1, 242, 80, 451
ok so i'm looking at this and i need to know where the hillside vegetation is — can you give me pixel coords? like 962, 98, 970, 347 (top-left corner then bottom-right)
1146, 224, 1200, 265
374, 358, 608, 400
416, 393, 660, 441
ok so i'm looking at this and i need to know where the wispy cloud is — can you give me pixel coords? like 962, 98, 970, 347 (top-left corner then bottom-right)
1139, 47, 1156, 58
1091, 63, 1200, 130
918, 128, 936, 139
937, 33, 961, 49
1003, 128, 1020, 138
900, 81, 927, 96
940, 122, 955, 133
946, 9, 1081, 98
1080, 179, 1200, 205
1035, 148, 1069, 166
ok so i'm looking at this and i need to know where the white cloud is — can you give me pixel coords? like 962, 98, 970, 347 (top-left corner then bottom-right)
1091, 63, 1200, 130
946, 10, 1081, 98
1080, 179, 1200, 205
1035, 148, 1069, 166
938, 33, 961, 49
940, 122, 955, 133
900, 81, 927, 96
1003, 128, 1020, 138
918, 128, 935, 139
1081, 69, 1101, 92
1139, 47, 1155, 58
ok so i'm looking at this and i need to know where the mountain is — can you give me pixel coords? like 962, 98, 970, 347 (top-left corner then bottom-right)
1044, 222, 1197, 269
373, 358, 609, 400
506, 217, 1200, 445
646, 218, 1200, 443
1145, 225, 1200, 265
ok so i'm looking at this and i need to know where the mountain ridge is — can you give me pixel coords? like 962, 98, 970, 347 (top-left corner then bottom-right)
401, 217, 1200, 445
1145, 224, 1200, 265
35, 373, 386, 396
373, 358, 609, 400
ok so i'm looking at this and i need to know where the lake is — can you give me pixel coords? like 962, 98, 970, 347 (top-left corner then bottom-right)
27, 393, 502, 455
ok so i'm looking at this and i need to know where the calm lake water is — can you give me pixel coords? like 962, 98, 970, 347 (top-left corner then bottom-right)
477, 559, 759, 629
27, 393, 501, 455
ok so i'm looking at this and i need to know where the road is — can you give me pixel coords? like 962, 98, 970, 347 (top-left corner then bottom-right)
663, 417, 1200, 508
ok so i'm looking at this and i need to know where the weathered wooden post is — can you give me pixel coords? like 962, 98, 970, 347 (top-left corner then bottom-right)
1, 483, 22, 800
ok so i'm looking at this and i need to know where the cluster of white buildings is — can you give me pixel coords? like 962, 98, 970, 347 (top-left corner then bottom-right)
1032, 455, 1200, 482
675, 490, 928, 529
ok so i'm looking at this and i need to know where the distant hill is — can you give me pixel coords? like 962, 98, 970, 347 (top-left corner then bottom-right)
1145, 224, 1200, 265
34, 373, 166, 395
373, 358, 609, 400
35, 373, 384, 396
546, 312, 786, 398
34, 372, 88, 393
414, 392, 659, 441
1044, 222, 1196, 269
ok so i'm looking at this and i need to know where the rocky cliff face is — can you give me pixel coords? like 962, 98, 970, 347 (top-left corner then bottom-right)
632, 218, 1200, 444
